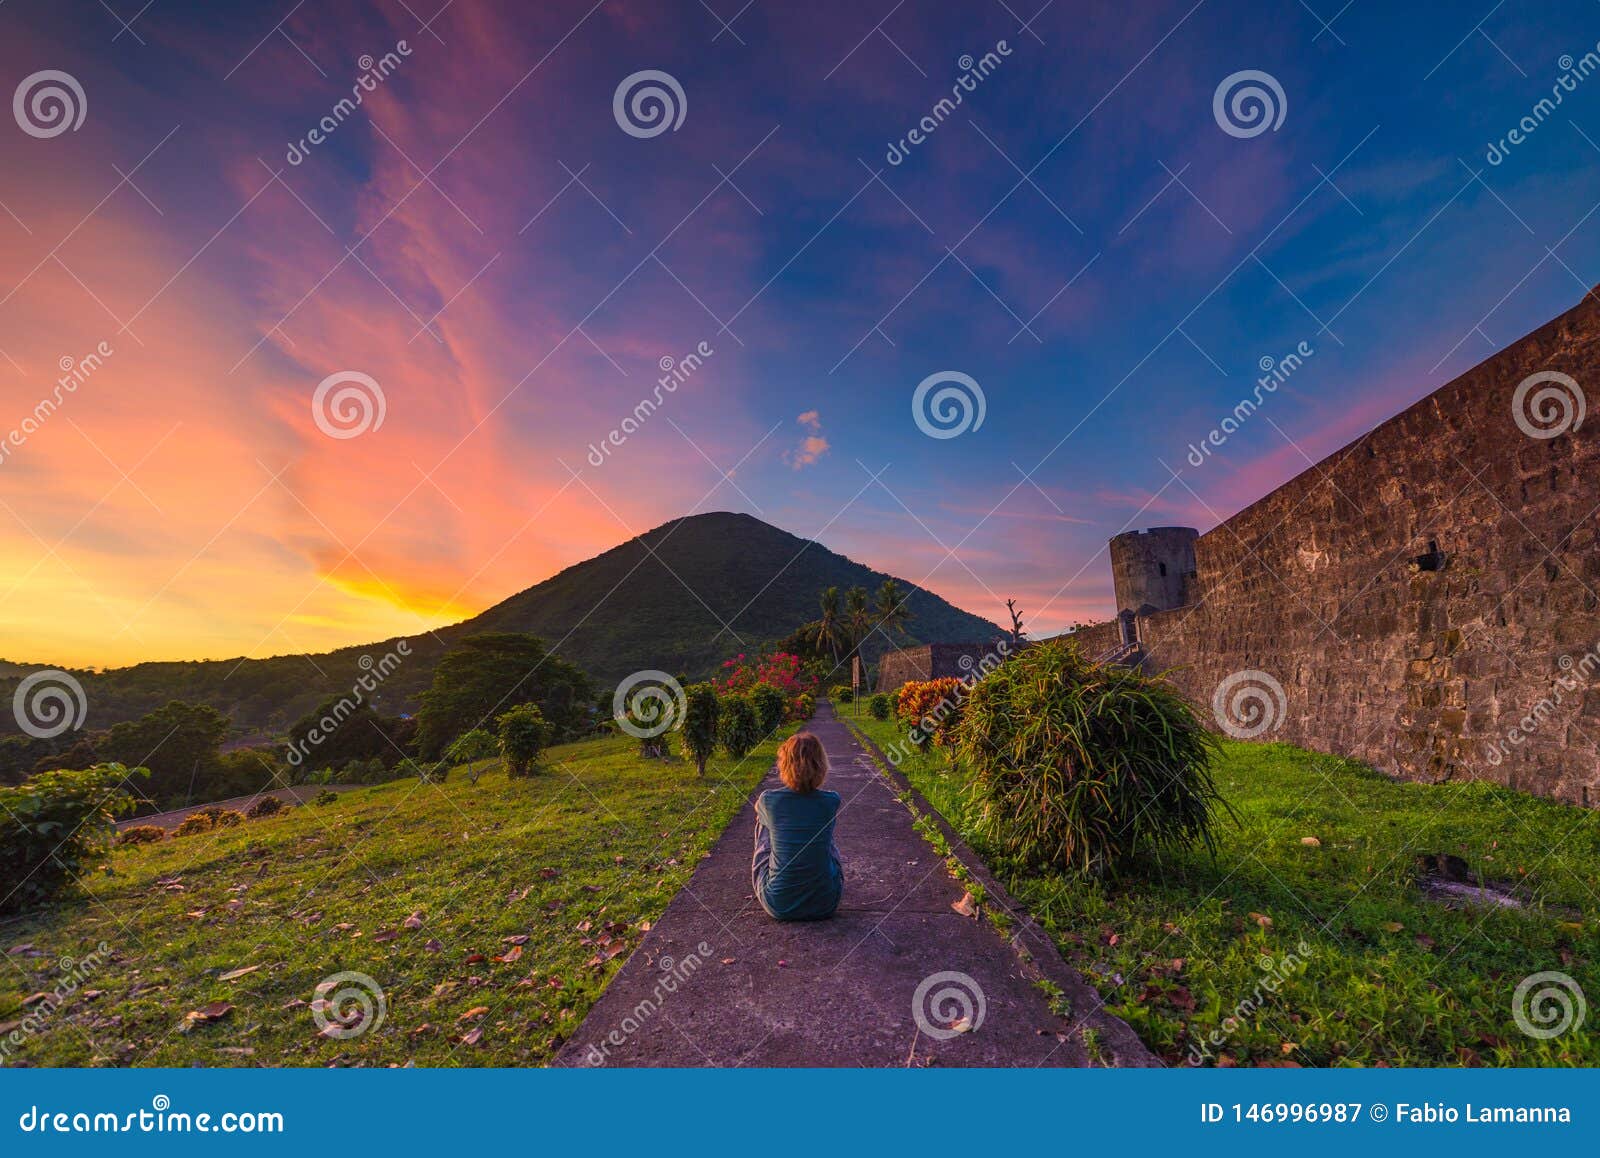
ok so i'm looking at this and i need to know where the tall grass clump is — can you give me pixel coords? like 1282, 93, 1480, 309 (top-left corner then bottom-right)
955, 639, 1225, 877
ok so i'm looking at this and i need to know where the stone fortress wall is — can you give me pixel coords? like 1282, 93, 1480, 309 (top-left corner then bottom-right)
884, 287, 1600, 805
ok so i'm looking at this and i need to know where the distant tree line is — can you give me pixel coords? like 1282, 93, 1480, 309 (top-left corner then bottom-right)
1, 632, 596, 812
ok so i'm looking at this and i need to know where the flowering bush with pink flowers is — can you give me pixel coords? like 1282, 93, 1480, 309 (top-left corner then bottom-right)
718, 651, 817, 719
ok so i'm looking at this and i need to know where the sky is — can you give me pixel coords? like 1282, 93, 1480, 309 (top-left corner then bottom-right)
3, 0, 1600, 669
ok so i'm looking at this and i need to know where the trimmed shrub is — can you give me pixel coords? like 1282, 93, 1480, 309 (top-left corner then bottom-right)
792, 692, 815, 721
246, 795, 285, 819
313, 790, 339, 806
679, 683, 720, 776
717, 694, 762, 761
173, 812, 214, 838
868, 693, 892, 720
955, 639, 1224, 877
497, 704, 553, 778
118, 824, 166, 846
0, 764, 145, 912
750, 683, 787, 738
830, 685, 854, 704
214, 809, 245, 827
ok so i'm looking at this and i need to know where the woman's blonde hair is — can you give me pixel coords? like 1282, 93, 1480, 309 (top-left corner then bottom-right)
777, 732, 828, 792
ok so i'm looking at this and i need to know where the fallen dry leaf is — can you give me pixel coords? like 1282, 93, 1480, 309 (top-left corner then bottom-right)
424, 939, 443, 953
951, 892, 978, 918
402, 912, 424, 930
1300, 836, 1321, 847
502, 934, 529, 945
460, 1026, 483, 1046
184, 1001, 234, 1025
1249, 912, 1274, 929
218, 965, 260, 982
458, 1006, 489, 1022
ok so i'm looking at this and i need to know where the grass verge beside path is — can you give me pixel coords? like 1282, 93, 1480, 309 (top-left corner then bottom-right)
1, 730, 789, 1067
847, 711, 1599, 1067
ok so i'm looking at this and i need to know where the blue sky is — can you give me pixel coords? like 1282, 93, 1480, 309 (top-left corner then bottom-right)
3, 0, 1599, 663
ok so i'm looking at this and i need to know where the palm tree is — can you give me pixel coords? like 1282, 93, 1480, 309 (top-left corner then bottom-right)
814, 586, 843, 663
874, 578, 913, 638
844, 586, 870, 656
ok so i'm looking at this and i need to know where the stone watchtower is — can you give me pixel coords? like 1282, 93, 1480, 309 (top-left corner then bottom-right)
1109, 527, 1198, 616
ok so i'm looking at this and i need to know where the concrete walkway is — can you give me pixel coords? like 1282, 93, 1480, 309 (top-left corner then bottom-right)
557, 702, 1153, 1067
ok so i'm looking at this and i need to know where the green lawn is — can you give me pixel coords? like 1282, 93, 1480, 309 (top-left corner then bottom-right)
0, 730, 786, 1067
847, 711, 1599, 1067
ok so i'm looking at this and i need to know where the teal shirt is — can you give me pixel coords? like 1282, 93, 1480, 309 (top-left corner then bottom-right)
752, 787, 843, 921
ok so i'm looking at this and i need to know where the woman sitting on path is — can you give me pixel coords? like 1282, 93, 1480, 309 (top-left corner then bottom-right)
752, 732, 843, 921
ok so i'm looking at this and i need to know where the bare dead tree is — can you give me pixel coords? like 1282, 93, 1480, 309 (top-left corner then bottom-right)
1005, 598, 1026, 646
